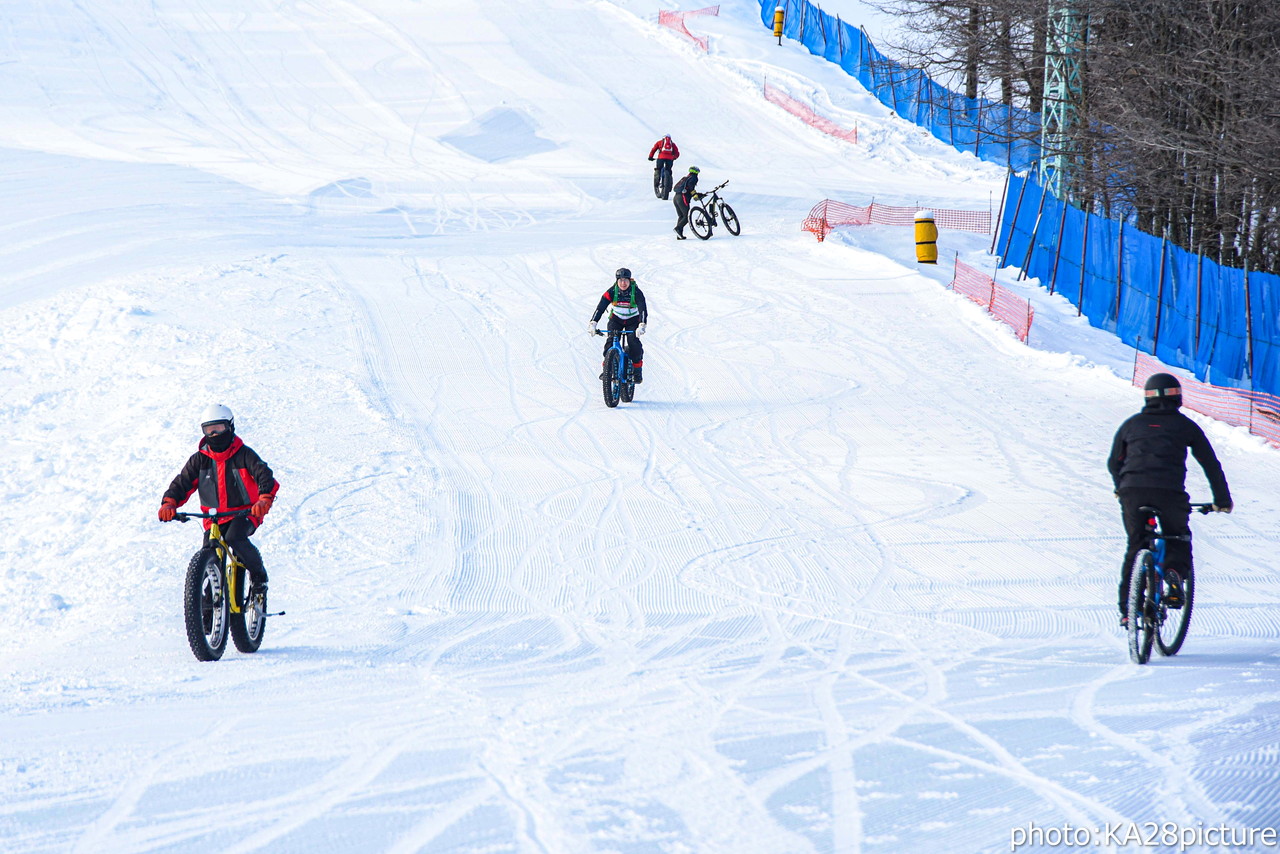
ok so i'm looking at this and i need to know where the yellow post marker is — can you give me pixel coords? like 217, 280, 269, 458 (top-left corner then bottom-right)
773, 4, 785, 44
915, 210, 938, 264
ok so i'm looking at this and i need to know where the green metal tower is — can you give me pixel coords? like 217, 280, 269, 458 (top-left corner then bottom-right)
1040, 0, 1087, 198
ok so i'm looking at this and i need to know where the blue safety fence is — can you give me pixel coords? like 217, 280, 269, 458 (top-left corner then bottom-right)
758, 0, 1039, 171
996, 172, 1280, 397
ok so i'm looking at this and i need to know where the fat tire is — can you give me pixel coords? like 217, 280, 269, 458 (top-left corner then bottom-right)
1156, 568, 1194, 657
721, 203, 741, 235
184, 549, 228, 662
621, 359, 636, 403
229, 563, 266, 654
654, 167, 671, 200
690, 207, 712, 240
603, 350, 621, 408
1127, 551, 1155, 664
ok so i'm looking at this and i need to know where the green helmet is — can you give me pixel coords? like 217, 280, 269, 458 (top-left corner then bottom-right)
688, 166, 700, 174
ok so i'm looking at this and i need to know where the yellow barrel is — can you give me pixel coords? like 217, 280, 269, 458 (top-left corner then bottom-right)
773, 5, 785, 42
915, 210, 938, 264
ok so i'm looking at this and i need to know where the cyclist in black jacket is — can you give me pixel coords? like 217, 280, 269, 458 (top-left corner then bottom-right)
1107, 373, 1232, 625
589, 267, 648, 382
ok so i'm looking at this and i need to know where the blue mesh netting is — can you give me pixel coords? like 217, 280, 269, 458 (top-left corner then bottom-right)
760, 0, 1039, 171
996, 173, 1280, 396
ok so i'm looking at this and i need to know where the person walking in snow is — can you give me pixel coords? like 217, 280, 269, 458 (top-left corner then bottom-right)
1108, 373, 1232, 628
589, 267, 648, 383
648, 134, 680, 199
159, 404, 279, 603
672, 166, 700, 239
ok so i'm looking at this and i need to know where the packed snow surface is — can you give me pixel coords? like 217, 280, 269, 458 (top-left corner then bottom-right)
2, 1, 1278, 852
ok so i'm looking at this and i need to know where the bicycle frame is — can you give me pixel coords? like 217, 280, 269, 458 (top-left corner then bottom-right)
597, 329, 634, 381
177, 510, 251, 616
698, 181, 729, 224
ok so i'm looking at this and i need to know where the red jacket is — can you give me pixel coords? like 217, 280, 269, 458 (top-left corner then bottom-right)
649, 137, 679, 161
164, 435, 279, 529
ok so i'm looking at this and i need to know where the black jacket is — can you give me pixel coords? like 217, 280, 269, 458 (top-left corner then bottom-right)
673, 173, 699, 204
591, 282, 647, 324
1107, 404, 1231, 505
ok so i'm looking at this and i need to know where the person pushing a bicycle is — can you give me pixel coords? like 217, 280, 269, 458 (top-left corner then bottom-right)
158, 404, 279, 602
1108, 373, 1232, 627
589, 268, 648, 383
672, 166, 700, 240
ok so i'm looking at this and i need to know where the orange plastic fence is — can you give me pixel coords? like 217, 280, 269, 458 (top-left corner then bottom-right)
658, 6, 720, 52
803, 199, 991, 241
763, 82, 857, 143
1133, 353, 1280, 448
950, 259, 1034, 342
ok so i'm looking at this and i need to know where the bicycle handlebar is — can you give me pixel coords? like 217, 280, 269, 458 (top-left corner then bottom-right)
174, 509, 252, 523
1193, 503, 1217, 515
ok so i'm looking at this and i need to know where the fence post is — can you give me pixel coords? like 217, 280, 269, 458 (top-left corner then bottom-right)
990, 170, 1010, 254
1114, 222, 1125, 327
1077, 211, 1089, 317
998, 172, 1029, 262
1194, 247, 1203, 352
1153, 230, 1168, 350
1018, 182, 1049, 281
1048, 197, 1068, 295
1245, 262, 1253, 382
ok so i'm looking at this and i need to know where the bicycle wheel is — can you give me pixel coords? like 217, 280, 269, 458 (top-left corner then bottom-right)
689, 206, 713, 240
229, 562, 267, 654
621, 358, 635, 403
1126, 551, 1155, 664
720, 203, 741, 235
184, 549, 228, 661
653, 168, 664, 199
602, 349, 621, 408
661, 170, 672, 200
1156, 568, 1194, 657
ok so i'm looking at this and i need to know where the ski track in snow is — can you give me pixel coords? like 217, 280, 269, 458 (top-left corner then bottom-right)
2, 0, 1280, 852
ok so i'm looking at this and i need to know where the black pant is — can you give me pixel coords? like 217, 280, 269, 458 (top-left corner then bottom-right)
205, 516, 268, 584
602, 316, 643, 365
674, 196, 690, 235
655, 159, 673, 186
1118, 488, 1191, 615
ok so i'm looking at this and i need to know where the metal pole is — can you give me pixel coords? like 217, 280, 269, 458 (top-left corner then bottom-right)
1048, 197, 1069, 295
1194, 247, 1203, 352
990, 171, 1011, 255
1018, 181, 1050, 281
1114, 222, 1125, 325
1077, 209, 1090, 317
1153, 231, 1168, 350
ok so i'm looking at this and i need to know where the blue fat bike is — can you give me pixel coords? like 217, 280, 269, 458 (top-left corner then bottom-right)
596, 328, 637, 408
1127, 503, 1214, 664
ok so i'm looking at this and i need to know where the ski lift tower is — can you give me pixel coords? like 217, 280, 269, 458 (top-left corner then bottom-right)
1040, 0, 1087, 199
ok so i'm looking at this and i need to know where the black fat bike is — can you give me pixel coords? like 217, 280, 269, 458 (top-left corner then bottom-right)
688, 180, 740, 240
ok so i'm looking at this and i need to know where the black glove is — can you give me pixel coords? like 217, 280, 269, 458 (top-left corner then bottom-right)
648, 156, 655, 161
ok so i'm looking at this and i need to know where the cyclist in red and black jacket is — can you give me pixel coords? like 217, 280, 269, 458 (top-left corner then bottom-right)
159, 404, 279, 595
648, 134, 680, 197
589, 267, 648, 383
672, 166, 700, 239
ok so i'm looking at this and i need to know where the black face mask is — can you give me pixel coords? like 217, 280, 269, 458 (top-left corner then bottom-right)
205, 430, 235, 452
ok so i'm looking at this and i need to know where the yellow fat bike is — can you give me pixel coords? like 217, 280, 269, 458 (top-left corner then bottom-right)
173, 509, 278, 661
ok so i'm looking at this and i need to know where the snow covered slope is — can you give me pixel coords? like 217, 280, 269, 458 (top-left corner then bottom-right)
2, 1, 1279, 852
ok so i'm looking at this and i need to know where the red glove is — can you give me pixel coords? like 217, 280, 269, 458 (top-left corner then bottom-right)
158, 498, 178, 522
251, 495, 274, 519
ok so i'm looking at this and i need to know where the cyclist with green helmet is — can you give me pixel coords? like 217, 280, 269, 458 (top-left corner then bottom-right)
672, 166, 701, 239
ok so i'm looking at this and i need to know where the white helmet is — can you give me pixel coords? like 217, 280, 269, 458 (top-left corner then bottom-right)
200, 404, 235, 431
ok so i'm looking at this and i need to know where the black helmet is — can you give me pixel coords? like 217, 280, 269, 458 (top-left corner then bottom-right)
615, 267, 632, 279
1143, 373, 1183, 407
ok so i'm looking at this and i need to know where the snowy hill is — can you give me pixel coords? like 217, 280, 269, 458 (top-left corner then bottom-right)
2, 1, 1279, 852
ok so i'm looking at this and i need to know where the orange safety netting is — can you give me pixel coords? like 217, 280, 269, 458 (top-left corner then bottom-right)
803, 199, 991, 241
763, 82, 857, 143
658, 6, 720, 52
1133, 353, 1280, 448
950, 259, 1034, 342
